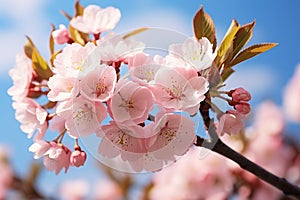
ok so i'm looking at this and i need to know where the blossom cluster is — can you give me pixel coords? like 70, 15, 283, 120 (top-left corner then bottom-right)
8, 3, 219, 173
8, 1, 276, 174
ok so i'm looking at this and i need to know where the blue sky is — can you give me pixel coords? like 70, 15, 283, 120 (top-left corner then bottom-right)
0, 0, 299, 197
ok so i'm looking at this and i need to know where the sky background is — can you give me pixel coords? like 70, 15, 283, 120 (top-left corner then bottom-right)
0, 0, 299, 198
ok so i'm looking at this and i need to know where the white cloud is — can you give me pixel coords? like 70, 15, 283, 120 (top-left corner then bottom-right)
0, 0, 50, 75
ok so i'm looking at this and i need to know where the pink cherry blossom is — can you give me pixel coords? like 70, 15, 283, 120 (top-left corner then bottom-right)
283, 63, 300, 122
29, 140, 51, 159
216, 110, 244, 136
109, 79, 154, 125
47, 74, 76, 102
43, 142, 71, 175
167, 37, 216, 71
0, 146, 13, 200
152, 67, 209, 115
53, 42, 96, 78
49, 115, 66, 133
234, 102, 251, 115
7, 53, 33, 101
150, 147, 234, 200
96, 35, 145, 64
128, 53, 165, 86
70, 149, 87, 167
52, 24, 69, 44
148, 112, 196, 160
79, 64, 116, 102
58, 95, 107, 138
93, 179, 122, 200
12, 98, 48, 139
59, 180, 89, 200
70, 5, 121, 34
98, 121, 148, 161
230, 87, 251, 102
253, 100, 284, 136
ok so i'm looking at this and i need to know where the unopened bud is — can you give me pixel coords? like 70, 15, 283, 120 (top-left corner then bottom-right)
235, 102, 251, 115
230, 87, 251, 102
70, 149, 87, 167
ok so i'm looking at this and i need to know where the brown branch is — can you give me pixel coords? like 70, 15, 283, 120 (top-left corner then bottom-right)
196, 94, 300, 198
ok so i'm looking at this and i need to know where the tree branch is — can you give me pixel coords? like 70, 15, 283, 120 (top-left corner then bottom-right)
196, 95, 300, 198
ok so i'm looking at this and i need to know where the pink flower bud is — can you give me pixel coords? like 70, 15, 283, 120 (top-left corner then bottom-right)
231, 87, 251, 102
70, 149, 87, 167
52, 24, 69, 44
235, 102, 251, 115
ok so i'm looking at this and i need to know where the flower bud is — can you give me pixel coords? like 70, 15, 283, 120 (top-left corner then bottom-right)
230, 87, 251, 102
52, 24, 69, 44
70, 148, 87, 167
235, 102, 251, 115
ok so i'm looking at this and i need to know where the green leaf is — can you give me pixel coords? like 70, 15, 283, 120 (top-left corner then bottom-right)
232, 20, 256, 58
32, 48, 53, 80
49, 24, 55, 55
229, 43, 278, 67
215, 19, 240, 67
193, 7, 217, 51
75, 0, 84, 16
24, 36, 36, 59
122, 27, 149, 39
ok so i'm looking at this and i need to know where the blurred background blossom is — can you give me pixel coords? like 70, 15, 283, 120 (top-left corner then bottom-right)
0, 0, 299, 199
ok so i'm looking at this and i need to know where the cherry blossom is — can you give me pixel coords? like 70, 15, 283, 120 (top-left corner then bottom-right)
58, 95, 107, 138
253, 100, 284, 136
283, 64, 300, 122
96, 35, 145, 64
29, 140, 51, 159
79, 64, 116, 102
150, 147, 234, 200
109, 79, 154, 125
7, 53, 34, 101
152, 67, 209, 115
0, 146, 13, 200
59, 180, 89, 200
97, 121, 149, 161
52, 24, 69, 44
216, 110, 244, 136
167, 37, 216, 71
53, 42, 96, 78
12, 98, 48, 139
43, 142, 71, 175
70, 5, 121, 34
47, 74, 76, 102
128, 53, 165, 86
93, 179, 122, 200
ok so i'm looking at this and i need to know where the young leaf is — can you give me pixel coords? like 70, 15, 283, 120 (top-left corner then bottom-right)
221, 67, 235, 82
69, 25, 85, 45
193, 7, 217, 51
60, 10, 73, 20
32, 48, 53, 80
75, 0, 84, 17
215, 19, 239, 67
232, 20, 256, 58
24, 36, 36, 59
229, 43, 278, 67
